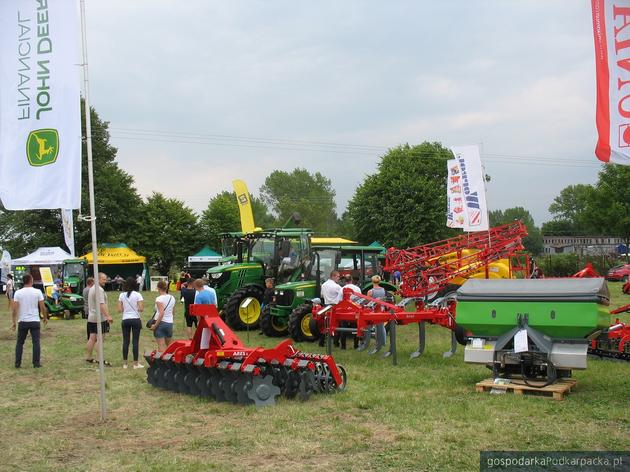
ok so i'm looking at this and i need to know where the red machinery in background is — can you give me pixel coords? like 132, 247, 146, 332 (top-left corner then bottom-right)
311, 222, 529, 363
145, 304, 346, 406
572, 262, 601, 278
589, 303, 630, 361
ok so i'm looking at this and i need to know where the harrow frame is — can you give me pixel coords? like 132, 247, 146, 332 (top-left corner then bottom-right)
145, 304, 346, 407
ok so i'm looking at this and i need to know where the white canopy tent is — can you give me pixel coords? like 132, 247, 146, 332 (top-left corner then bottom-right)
12, 247, 73, 266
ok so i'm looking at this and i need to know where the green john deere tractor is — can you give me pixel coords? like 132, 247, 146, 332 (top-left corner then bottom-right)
43, 259, 87, 319
260, 244, 396, 341
206, 228, 312, 330
63, 258, 88, 295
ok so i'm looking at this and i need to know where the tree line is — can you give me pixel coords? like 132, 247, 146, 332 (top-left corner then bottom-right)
0, 104, 628, 274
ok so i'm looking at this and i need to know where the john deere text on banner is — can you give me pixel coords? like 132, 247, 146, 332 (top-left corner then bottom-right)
0, 0, 81, 209
591, 0, 630, 165
449, 145, 489, 232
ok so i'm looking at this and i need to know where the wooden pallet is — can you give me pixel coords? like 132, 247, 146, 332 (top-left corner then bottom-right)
475, 378, 577, 401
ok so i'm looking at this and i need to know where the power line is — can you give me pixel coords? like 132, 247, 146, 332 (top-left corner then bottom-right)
108, 129, 602, 168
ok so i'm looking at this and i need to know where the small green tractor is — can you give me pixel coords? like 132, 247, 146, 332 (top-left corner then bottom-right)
206, 228, 312, 330
62, 258, 88, 296
43, 259, 87, 319
260, 244, 396, 341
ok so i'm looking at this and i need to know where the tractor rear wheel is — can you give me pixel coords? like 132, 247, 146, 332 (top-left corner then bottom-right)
224, 285, 264, 330
288, 303, 319, 342
260, 304, 288, 337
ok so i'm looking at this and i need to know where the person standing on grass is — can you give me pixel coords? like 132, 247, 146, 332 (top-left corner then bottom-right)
367, 275, 388, 347
118, 277, 144, 369
342, 274, 362, 295
181, 278, 197, 339
262, 278, 275, 308
150, 280, 176, 352
321, 271, 342, 305
319, 271, 343, 347
202, 278, 217, 304
12, 273, 47, 368
194, 278, 217, 305
83, 277, 94, 301
86, 272, 113, 365
6, 273, 14, 309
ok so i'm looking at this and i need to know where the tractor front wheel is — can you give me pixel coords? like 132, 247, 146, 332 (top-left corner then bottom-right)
288, 303, 319, 342
224, 285, 264, 330
260, 304, 289, 337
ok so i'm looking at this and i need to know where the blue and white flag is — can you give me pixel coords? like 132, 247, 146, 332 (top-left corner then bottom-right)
449, 145, 489, 232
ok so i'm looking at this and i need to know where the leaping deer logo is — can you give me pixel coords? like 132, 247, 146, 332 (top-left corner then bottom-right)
34, 134, 55, 161
26, 128, 59, 167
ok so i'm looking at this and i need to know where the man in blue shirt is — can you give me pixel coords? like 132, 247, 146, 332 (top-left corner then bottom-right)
193, 279, 216, 305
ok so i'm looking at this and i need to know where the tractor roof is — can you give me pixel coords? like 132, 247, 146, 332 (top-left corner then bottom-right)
313, 244, 385, 253
246, 228, 312, 238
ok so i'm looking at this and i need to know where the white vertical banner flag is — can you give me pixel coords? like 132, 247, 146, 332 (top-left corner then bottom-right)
1, 250, 11, 283
0, 0, 81, 209
592, 0, 630, 165
450, 145, 489, 232
61, 209, 75, 256
446, 159, 464, 228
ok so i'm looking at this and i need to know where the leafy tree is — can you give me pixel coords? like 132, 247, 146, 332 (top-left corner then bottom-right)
544, 184, 594, 236
0, 103, 143, 257
348, 142, 454, 248
542, 165, 629, 260
0, 208, 63, 256
75, 105, 144, 253
588, 164, 630, 255
540, 219, 575, 236
136, 193, 202, 275
260, 169, 337, 233
335, 210, 357, 241
199, 192, 241, 251
489, 207, 543, 255
199, 191, 275, 250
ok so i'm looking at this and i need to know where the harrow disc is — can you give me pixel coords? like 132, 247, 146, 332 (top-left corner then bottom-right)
146, 361, 158, 386
297, 370, 316, 401
219, 371, 239, 403
194, 368, 214, 398
335, 364, 347, 392
173, 364, 190, 394
183, 364, 200, 396
246, 375, 281, 407
283, 369, 301, 399
210, 369, 226, 402
164, 362, 178, 391
234, 374, 255, 406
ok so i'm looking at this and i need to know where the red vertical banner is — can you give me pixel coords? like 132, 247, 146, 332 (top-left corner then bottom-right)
592, 0, 630, 165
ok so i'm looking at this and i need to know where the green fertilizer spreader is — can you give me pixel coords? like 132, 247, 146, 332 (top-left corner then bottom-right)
456, 278, 610, 383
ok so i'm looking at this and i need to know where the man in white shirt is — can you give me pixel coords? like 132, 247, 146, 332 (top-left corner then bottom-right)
136, 274, 144, 291
86, 272, 113, 365
12, 274, 46, 368
342, 275, 362, 295
321, 271, 342, 305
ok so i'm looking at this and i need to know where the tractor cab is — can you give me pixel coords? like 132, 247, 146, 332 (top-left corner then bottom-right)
245, 229, 311, 284
206, 227, 312, 331
62, 258, 88, 294
261, 244, 394, 340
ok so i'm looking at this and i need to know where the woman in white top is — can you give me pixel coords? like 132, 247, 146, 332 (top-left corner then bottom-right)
6, 273, 14, 309
151, 280, 176, 351
117, 277, 144, 369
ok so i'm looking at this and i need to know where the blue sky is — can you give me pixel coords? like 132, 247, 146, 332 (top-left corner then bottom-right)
85, 1, 602, 226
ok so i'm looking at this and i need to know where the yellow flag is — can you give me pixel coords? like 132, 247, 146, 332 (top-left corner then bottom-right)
232, 180, 256, 233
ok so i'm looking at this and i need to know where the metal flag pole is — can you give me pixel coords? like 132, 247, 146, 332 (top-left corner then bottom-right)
80, 0, 107, 421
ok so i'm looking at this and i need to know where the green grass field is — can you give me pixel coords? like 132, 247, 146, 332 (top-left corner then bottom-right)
0, 283, 628, 471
